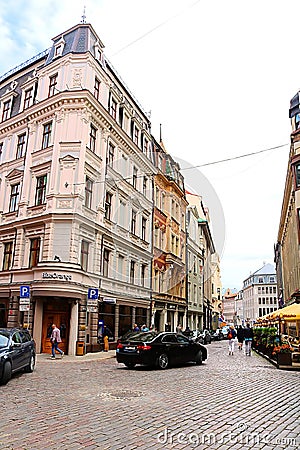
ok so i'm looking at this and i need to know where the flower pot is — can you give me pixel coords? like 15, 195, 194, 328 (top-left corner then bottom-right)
277, 352, 292, 366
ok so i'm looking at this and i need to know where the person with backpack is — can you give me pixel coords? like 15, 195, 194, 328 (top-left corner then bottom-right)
227, 325, 237, 356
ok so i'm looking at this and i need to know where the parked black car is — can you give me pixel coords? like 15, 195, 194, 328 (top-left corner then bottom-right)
0, 328, 36, 385
116, 331, 208, 369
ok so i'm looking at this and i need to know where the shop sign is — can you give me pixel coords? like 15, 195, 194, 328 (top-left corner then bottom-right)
42, 272, 72, 281
103, 297, 116, 304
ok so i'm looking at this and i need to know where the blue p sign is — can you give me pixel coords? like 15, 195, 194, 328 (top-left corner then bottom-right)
20, 285, 30, 298
88, 288, 98, 300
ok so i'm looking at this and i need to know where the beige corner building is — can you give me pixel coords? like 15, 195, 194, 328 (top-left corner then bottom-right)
275, 93, 300, 306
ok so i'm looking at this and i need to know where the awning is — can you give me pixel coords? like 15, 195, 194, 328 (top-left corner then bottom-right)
266, 304, 300, 322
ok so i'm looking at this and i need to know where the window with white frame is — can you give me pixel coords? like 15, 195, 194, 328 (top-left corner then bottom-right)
132, 166, 138, 189
94, 77, 100, 100
35, 175, 47, 205
81, 240, 89, 271
16, 133, 26, 158
23, 88, 33, 109
89, 124, 97, 153
105, 192, 112, 220
141, 217, 147, 241
110, 97, 117, 120
2, 100, 12, 121
48, 73, 58, 97
9, 183, 20, 212
130, 260, 135, 284
41, 122, 52, 149
85, 177, 93, 209
103, 248, 110, 277
131, 210, 137, 234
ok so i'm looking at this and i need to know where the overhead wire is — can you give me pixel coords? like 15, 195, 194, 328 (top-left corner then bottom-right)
111, 0, 202, 56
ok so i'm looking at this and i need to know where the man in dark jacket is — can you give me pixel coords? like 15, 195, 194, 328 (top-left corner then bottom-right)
243, 323, 254, 356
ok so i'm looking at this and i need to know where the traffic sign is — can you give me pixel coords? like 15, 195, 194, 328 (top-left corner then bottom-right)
20, 285, 30, 298
88, 288, 98, 300
19, 298, 30, 305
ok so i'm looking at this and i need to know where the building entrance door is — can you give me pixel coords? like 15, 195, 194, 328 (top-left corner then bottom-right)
41, 308, 69, 354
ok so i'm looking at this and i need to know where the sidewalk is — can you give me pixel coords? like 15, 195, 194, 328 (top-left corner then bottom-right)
36, 349, 116, 362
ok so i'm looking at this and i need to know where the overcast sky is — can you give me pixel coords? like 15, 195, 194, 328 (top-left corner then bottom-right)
0, 0, 297, 290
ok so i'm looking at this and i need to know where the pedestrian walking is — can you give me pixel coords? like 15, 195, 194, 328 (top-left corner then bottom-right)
227, 325, 237, 355
243, 323, 254, 356
237, 325, 244, 351
103, 325, 112, 352
50, 324, 64, 359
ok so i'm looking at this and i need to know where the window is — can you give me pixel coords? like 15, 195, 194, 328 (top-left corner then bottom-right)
143, 176, 147, 195
16, 133, 26, 158
48, 74, 58, 97
133, 166, 138, 189
110, 98, 117, 119
29, 237, 40, 267
141, 217, 146, 241
81, 240, 89, 271
130, 261, 135, 284
3, 242, 13, 270
119, 201, 126, 228
42, 122, 52, 149
94, 78, 100, 100
2, 100, 11, 121
270, 276, 275, 283
131, 210, 137, 234
118, 254, 124, 280
105, 192, 112, 220
134, 127, 139, 146
35, 175, 47, 205
107, 143, 114, 167
89, 124, 97, 152
9, 183, 20, 212
0, 142, 3, 158
141, 264, 146, 287
23, 88, 33, 109
143, 137, 148, 154
103, 248, 110, 277
85, 177, 93, 209
258, 277, 263, 283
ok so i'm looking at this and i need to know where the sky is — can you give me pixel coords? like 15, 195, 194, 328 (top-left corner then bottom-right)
0, 0, 297, 290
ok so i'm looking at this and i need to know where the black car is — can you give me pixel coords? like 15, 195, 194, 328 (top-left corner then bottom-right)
0, 328, 36, 385
116, 331, 208, 369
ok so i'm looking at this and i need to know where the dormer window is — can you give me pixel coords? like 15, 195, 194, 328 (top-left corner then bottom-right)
2, 100, 11, 121
94, 40, 104, 64
53, 37, 65, 58
23, 88, 33, 109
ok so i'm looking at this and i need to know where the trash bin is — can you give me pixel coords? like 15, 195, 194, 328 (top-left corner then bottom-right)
76, 341, 85, 356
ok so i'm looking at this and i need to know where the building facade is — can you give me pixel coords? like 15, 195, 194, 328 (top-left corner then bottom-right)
275, 92, 300, 306
0, 22, 157, 354
243, 263, 278, 324
151, 140, 187, 331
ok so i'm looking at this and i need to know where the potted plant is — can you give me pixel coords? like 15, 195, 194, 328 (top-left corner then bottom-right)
272, 344, 293, 366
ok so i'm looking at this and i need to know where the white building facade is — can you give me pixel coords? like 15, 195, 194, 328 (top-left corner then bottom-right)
0, 22, 156, 354
243, 263, 278, 324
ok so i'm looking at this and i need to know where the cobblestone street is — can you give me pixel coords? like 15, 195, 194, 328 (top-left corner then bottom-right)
0, 340, 299, 450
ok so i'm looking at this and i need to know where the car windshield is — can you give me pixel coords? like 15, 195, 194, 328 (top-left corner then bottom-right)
0, 331, 10, 347
127, 332, 157, 342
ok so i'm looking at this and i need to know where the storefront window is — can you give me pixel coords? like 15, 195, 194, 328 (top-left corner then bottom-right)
136, 307, 147, 328
98, 302, 115, 341
119, 305, 132, 337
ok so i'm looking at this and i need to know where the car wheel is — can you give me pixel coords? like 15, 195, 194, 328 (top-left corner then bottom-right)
25, 354, 35, 373
156, 353, 169, 369
0, 361, 12, 385
195, 350, 203, 365
124, 362, 136, 369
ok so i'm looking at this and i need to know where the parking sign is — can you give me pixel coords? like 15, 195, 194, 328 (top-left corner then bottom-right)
88, 288, 98, 300
20, 285, 30, 298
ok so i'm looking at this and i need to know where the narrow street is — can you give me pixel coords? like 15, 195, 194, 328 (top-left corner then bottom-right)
0, 340, 299, 450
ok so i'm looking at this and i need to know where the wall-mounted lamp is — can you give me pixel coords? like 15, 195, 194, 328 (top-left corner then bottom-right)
54, 255, 61, 262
